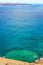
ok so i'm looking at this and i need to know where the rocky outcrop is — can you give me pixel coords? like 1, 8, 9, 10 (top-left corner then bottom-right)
0, 58, 43, 65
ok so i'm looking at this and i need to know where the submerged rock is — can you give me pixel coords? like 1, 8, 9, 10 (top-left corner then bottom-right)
5, 50, 39, 62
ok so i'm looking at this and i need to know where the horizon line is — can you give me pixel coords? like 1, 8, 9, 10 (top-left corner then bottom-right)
0, 2, 43, 4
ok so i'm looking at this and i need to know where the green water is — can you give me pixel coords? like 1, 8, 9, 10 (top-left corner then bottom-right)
0, 5, 43, 57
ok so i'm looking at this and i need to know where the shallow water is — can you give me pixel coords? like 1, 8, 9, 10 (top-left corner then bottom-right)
0, 5, 43, 57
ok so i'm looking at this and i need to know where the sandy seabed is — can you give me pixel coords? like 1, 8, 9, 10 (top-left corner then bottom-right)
0, 58, 43, 65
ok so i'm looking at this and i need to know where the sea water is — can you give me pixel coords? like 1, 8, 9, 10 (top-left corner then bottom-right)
0, 5, 43, 57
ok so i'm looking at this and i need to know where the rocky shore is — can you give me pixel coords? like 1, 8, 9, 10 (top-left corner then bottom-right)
0, 57, 43, 65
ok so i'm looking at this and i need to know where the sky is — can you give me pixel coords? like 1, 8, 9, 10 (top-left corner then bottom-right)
0, 0, 43, 4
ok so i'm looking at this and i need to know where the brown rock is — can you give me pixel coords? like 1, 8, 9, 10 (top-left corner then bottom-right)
0, 58, 43, 65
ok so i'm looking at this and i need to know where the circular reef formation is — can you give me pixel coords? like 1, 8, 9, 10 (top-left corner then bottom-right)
5, 50, 40, 62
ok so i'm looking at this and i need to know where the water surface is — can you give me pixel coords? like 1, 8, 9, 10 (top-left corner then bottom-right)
0, 5, 43, 57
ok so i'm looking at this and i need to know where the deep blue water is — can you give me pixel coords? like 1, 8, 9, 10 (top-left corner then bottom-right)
0, 5, 43, 57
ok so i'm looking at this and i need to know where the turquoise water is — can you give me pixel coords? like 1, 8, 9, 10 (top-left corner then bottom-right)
0, 5, 43, 57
